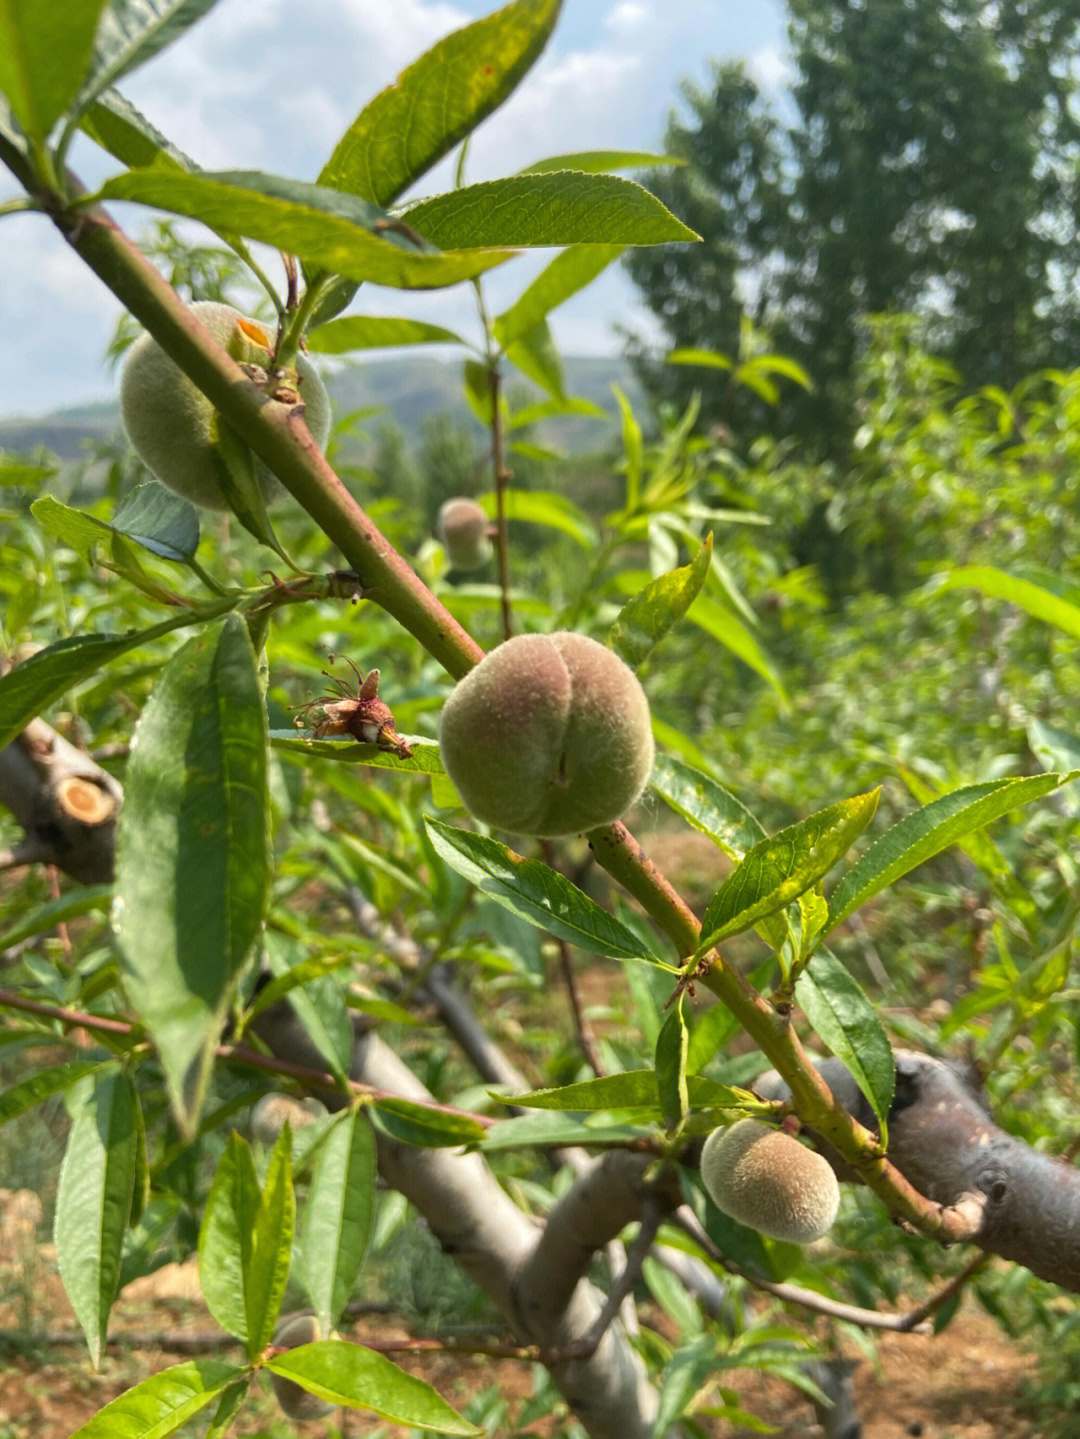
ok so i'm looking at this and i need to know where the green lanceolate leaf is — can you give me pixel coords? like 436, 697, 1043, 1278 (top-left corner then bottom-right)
245, 1129, 294, 1357
0, 0, 108, 141
649, 754, 766, 860
54, 1070, 139, 1367
476, 488, 598, 548
198, 1131, 262, 1346
424, 818, 664, 963
302, 1109, 377, 1334
1029, 719, 1080, 777
65, 1360, 240, 1438
266, 1341, 483, 1432
34, 486, 200, 564
371, 1096, 487, 1148
307, 315, 466, 353
405, 171, 699, 248
0, 454, 55, 485
608, 534, 713, 667
685, 592, 788, 707
655, 999, 690, 1131
97, 170, 514, 288
519, 150, 682, 175
0, 612, 202, 751
318, 0, 561, 205
494, 1069, 747, 1113
272, 731, 442, 773
202, 1378, 249, 1439
69, 0, 222, 123
481, 1111, 656, 1149
32, 493, 114, 551
0, 1059, 115, 1125
80, 86, 193, 168
113, 615, 270, 1136
209, 415, 289, 559
700, 792, 880, 952
507, 395, 607, 429
926, 564, 1080, 639
795, 948, 895, 1134
495, 244, 624, 348
826, 772, 1080, 933
0, 884, 110, 950
503, 318, 564, 399
111, 483, 200, 560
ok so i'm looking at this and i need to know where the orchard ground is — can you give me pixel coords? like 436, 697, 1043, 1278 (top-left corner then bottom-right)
0, 1212, 1041, 1437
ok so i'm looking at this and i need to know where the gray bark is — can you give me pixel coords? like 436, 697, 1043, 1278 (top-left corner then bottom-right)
0, 717, 120, 884
254, 1003, 664, 1439
757, 1050, 1080, 1293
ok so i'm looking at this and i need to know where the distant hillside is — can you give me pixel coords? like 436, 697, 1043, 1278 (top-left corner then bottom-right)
0, 354, 642, 462
0, 401, 120, 461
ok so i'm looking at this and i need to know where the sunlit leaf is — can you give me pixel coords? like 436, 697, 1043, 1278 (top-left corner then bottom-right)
98, 170, 514, 288
827, 772, 1080, 932
494, 1070, 748, 1113
0, 0, 108, 140
424, 818, 664, 963
371, 1096, 486, 1148
795, 949, 894, 1133
700, 792, 880, 951
55, 1071, 139, 1366
70, 0, 221, 123
265, 1341, 483, 1432
925, 564, 1080, 639
318, 0, 561, 205
307, 316, 466, 353
475, 488, 597, 548
64, 1360, 240, 1438
406, 172, 699, 247
113, 616, 270, 1135
518, 150, 683, 174
495, 244, 624, 348
302, 1109, 377, 1333
649, 753, 766, 860
608, 534, 713, 666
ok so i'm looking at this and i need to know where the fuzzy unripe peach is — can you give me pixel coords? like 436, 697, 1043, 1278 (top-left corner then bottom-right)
269, 1311, 335, 1420
437, 498, 493, 570
700, 1119, 840, 1244
120, 301, 330, 511
438, 631, 653, 837
249, 1093, 325, 1146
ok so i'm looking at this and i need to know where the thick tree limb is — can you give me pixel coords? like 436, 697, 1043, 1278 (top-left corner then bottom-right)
0, 717, 121, 884
254, 1003, 664, 1439
758, 1050, 1080, 1293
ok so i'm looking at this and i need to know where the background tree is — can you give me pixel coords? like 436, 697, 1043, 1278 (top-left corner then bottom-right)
627, 0, 1080, 458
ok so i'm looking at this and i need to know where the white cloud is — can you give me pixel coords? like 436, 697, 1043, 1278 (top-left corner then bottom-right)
0, 0, 789, 420
748, 42, 794, 93
605, 1, 650, 34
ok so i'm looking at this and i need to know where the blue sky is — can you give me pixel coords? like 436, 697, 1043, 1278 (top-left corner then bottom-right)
0, 0, 788, 421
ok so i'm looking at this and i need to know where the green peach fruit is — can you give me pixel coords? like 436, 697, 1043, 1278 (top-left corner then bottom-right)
438, 631, 654, 837
269, 1311, 335, 1420
120, 301, 330, 511
700, 1119, 840, 1244
437, 497, 493, 570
